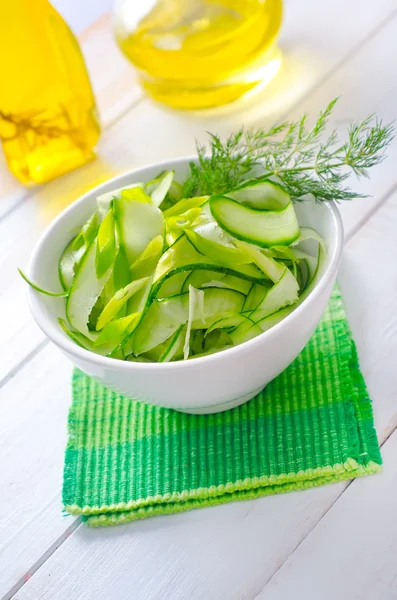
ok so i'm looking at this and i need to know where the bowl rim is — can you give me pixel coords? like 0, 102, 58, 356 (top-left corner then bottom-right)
27, 155, 344, 371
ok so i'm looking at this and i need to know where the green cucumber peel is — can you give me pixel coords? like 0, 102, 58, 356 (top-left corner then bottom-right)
228, 179, 290, 210
184, 286, 205, 359
19, 269, 69, 297
204, 313, 253, 337
159, 324, 186, 362
96, 184, 142, 219
129, 235, 164, 280
113, 186, 164, 265
71, 211, 99, 250
66, 239, 113, 339
59, 237, 86, 291
163, 195, 208, 217
184, 229, 252, 267
293, 226, 327, 251
234, 240, 284, 283
145, 170, 175, 207
151, 235, 266, 298
132, 287, 245, 356
210, 194, 300, 248
96, 277, 149, 330
95, 208, 117, 278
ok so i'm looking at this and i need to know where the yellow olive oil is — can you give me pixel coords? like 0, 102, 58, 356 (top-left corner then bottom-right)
0, 0, 100, 185
114, 0, 283, 109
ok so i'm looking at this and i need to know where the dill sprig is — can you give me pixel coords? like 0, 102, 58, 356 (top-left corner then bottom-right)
183, 99, 394, 202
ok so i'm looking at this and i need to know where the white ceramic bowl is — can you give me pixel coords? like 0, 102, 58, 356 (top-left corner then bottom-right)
27, 157, 343, 414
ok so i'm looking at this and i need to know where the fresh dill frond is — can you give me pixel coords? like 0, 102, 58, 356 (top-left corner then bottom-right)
183, 99, 394, 202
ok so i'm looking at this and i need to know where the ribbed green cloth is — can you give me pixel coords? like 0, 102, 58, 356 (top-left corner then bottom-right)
63, 287, 382, 527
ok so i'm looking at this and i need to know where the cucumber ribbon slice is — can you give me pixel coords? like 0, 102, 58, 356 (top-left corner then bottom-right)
210, 194, 300, 248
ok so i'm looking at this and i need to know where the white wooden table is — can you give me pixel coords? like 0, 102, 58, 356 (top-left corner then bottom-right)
1, 2, 397, 598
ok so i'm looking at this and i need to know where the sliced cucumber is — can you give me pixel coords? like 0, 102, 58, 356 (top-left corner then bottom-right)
184, 229, 251, 267
163, 195, 208, 218
129, 235, 163, 281
236, 245, 326, 343
66, 239, 112, 339
156, 271, 190, 298
131, 296, 188, 356
159, 325, 186, 362
94, 313, 141, 355
71, 211, 99, 250
132, 287, 245, 356
96, 184, 142, 219
112, 247, 131, 301
121, 277, 153, 358
113, 186, 164, 265
59, 212, 99, 290
96, 277, 149, 330
229, 319, 263, 346
167, 180, 184, 205
235, 240, 284, 283
166, 208, 202, 246
203, 330, 233, 354
191, 287, 245, 329
190, 330, 205, 355
19, 269, 69, 298
210, 195, 300, 247
228, 179, 290, 210
254, 254, 322, 335
59, 318, 95, 350
184, 286, 205, 359
201, 273, 252, 295
293, 226, 327, 251
128, 277, 153, 316
205, 313, 252, 336
243, 283, 269, 312
145, 170, 174, 207
250, 266, 299, 323
95, 208, 117, 278
152, 235, 266, 297
182, 269, 225, 292
58, 237, 86, 291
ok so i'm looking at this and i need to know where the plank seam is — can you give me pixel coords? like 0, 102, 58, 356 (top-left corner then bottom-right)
1, 517, 81, 600
344, 180, 397, 245
251, 424, 397, 599
277, 3, 397, 125
0, 339, 48, 390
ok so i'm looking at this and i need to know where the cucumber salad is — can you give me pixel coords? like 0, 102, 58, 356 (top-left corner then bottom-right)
20, 100, 394, 362
21, 170, 326, 362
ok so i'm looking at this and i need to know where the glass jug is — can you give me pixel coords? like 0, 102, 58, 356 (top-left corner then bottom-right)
0, 0, 100, 185
114, 0, 283, 110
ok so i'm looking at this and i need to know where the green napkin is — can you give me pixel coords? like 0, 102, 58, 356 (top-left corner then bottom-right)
63, 287, 382, 527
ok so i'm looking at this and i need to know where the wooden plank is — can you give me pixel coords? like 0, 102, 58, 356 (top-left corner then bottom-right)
0, 13, 141, 221
258, 429, 397, 600
10, 180, 397, 600
0, 345, 76, 595
2, 0, 397, 384
339, 199, 397, 441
